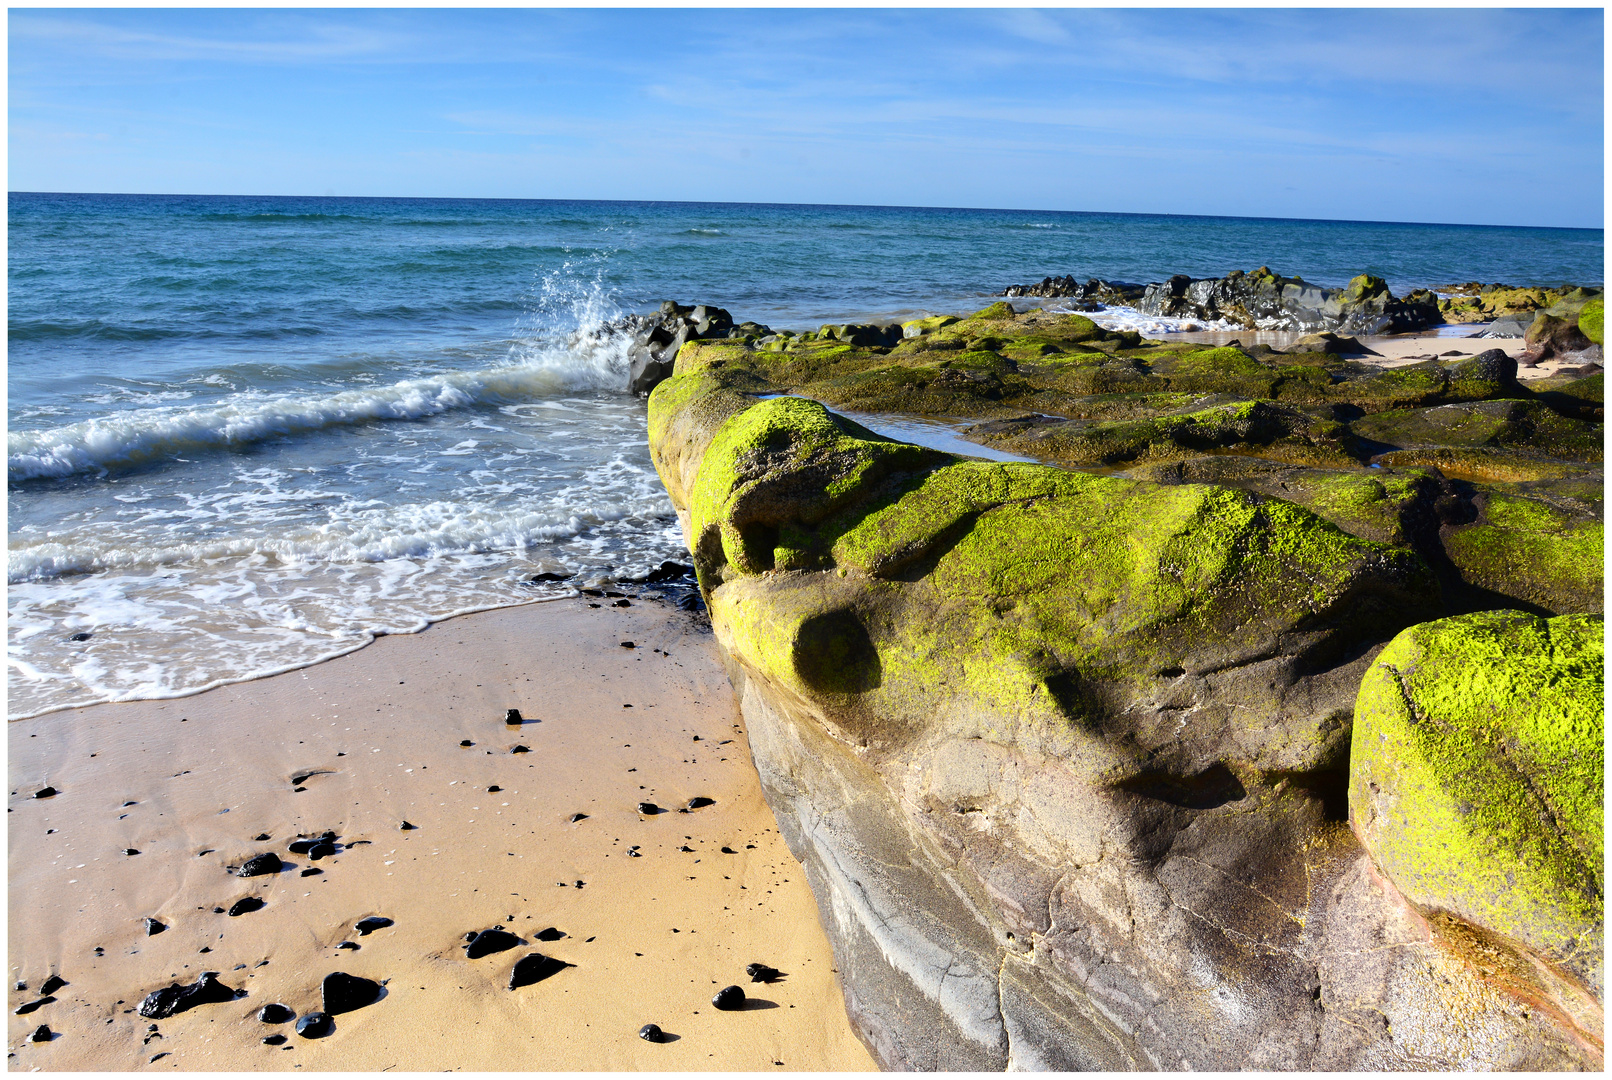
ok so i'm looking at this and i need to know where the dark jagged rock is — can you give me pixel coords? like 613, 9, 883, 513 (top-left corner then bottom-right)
144, 918, 166, 936
235, 853, 282, 877
527, 571, 572, 583
294, 1011, 333, 1038
624, 302, 760, 397
465, 928, 520, 959
321, 971, 381, 1015
686, 797, 715, 810
746, 963, 782, 983
227, 897, 265, 917
354, 917, 393, 936
1130, 267, 1443, 334
29, 1025, 51, 1043
569, 813, 588, 823
712, 985, 745, 1011
999, 276, 1148, 305
399, 821, 417, 830
253, 833, 271, 842
639, 1022, 665, 1042
508, 952, 570, 989
258, 1003, 294, 1024
137, 972, 238, 1020
534, 927, 565, 942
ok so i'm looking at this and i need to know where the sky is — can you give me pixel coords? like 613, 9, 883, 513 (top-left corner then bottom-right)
7, 7, 1605, 228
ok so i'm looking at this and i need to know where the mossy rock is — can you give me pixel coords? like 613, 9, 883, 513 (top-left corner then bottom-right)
1577, 297, 1603, 346
901, 315, 960, 338
1349, 610, 1603, 992
1440, 489, 1604, 615
1529, 372, 1604, 423
1350, 399, 1602, 463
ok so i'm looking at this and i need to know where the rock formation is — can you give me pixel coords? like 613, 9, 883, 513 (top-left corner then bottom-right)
644, 301, 1603, 1070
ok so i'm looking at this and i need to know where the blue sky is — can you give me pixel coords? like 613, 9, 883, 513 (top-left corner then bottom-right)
8, 7, 1604, 228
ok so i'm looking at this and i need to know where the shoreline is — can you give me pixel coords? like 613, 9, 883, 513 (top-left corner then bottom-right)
6, 594, 878, 1071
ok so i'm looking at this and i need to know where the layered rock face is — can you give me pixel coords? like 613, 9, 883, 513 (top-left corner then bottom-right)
645, 304, 1603, 1070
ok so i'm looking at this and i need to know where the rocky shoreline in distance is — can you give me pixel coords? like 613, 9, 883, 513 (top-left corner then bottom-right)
637, 291, 1603, 1069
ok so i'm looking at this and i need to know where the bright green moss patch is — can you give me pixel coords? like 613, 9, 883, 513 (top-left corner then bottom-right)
1578, 297, 1604, 346
1349, 610, 1603, 986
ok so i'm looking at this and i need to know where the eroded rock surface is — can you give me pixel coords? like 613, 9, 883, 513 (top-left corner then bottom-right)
646, 313, 1604, 1069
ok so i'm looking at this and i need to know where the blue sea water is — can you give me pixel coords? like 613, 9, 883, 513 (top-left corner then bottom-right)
8, 191, 1604, 717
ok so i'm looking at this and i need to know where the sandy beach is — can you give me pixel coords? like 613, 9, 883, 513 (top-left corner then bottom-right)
7, 591, 877, 1071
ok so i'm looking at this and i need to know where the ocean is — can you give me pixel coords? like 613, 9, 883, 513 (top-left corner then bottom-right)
7, 192, 1603, 719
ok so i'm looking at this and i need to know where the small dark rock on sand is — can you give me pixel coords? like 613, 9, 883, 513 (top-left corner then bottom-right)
686, 797, 715, 810
511, 745, 531, 754
336, 941, 359, 951
399, 821, 417, 830
721, 846, 737, 854
637, 802, 662, 815
14, 998, 54, 1015
620, 641, 636, 648
301, 868, 322, 877
34, 787, 57, 799
39, 976, 66, 996
487, 785, 501, 792
295, 1012, 333, 1039
263, 1034, 287, 1045
138, 972, 238, 1020
505, 709, 523, 724
322, 971, 381, 1015
228, 897, 266, 917
253, 833, 271, 842
30, 1025, 51, 1043
308, 841, 337, 860
746, 963, 782, 983
569, 813, 588, 823
354, 916, 393, 936
465, 928, 521, 959
534, 927, 565, 942
508, 952, 571, 989
258, 1003, 295, 1024
144, 918, 167, 936
235, 853, 282, 877
460, 739, 473, 746
712, 985, 746, 1010
639, 1023, 664, 1042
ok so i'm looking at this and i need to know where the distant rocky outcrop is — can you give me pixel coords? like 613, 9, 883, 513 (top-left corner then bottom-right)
644, 305, 1604, 1069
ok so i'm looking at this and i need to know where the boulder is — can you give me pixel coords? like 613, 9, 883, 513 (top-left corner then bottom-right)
622, 303, 765, 397
1350, 610, 1603, 996
646, 368, 1603, 1069
1134, 267, 1443, 335
1525, 289, 1606, 362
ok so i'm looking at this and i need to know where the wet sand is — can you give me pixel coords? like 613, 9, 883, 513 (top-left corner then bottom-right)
7, 594, 878, 1071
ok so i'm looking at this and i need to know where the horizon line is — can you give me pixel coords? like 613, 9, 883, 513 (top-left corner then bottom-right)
9, 190, 1604, 235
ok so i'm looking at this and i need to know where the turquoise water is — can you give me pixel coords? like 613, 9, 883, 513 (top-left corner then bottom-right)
8, 192, 1603, 717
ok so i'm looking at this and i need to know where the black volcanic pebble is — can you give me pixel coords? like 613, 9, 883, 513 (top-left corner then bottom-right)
534, 927, 565, 942
262, 1034, 287, 1046
69, 631, 93, 642
721, 846, 737, 854
354, 916, 393, 936
712, 985, 746, 1010
38, 976, 65, 996
336, 941, 359, 951
465, 928, 520, 959
14, 998, 53, 1015
228, 897, 266, 917
253, 833, 271, 842
510, 745, 531, 754
138, 972, 238, 1020
504, 709, 523, 724
459, 739, 473, 747
34, 787, 57, 799
638, 1023, 664, 1043
235, 852, 282, 877
508, 952, 569, 989
569, 813, 587, 823
487, 785, 501, 793
746, 963, 782, 983
125, 848, 141, 856
300, 868, 322, 877
613, 599, 631, 607
620, 641, 635, 649
322, 971, 381, 1015
637, 802, 662, 815
308, 841, 336, 860
258, 1003, 295, 1024
295, 1012, 333, 1039
686, 797, 715, 810
30, 1025, 51, 1043
399, 821, 417, 830
144, 918, 167, 936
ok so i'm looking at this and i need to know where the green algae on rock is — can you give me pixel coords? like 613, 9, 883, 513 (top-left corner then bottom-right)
1350, 610, 1604, 993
